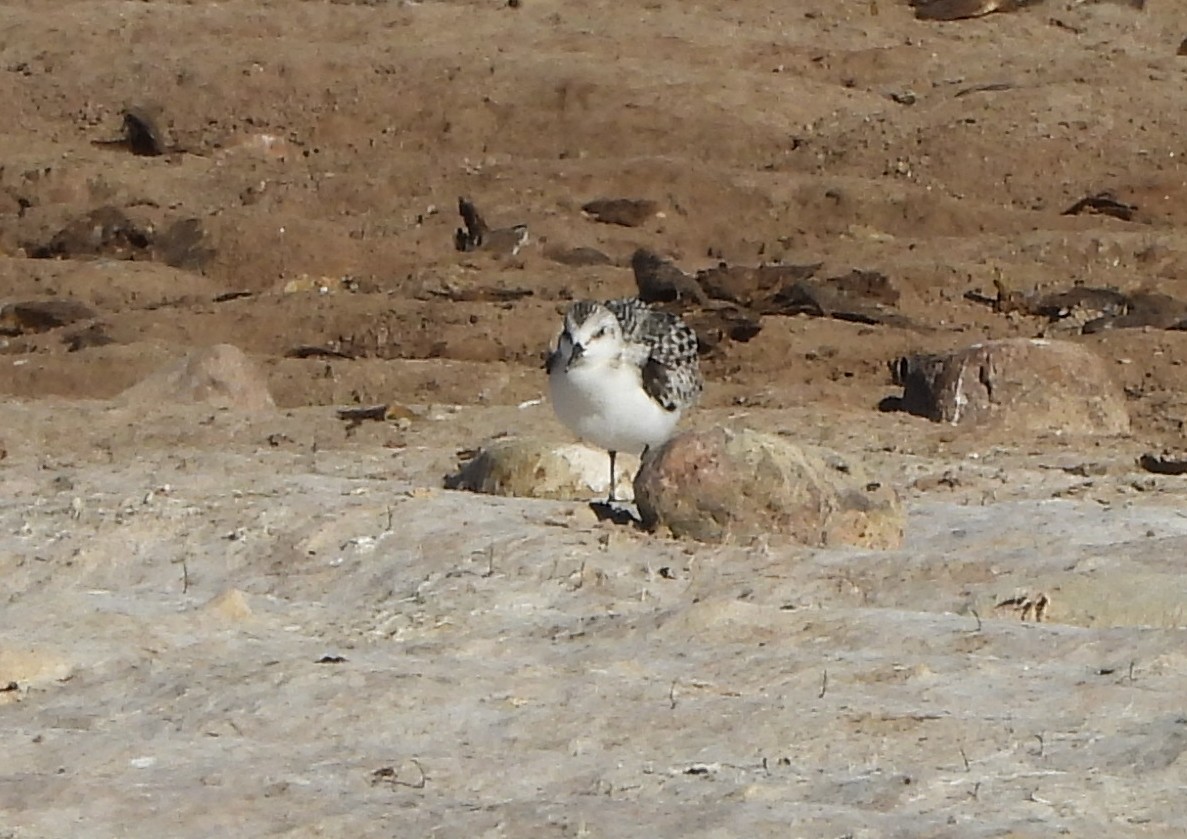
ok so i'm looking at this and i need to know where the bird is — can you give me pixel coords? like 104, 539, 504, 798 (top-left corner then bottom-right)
453, 196, 529, 256
546, 297, 702, 502
910, 0, 1038, 21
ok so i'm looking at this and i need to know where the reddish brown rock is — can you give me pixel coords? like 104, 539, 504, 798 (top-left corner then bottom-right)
891, 338, 1130, 434
634, 428, 904, 547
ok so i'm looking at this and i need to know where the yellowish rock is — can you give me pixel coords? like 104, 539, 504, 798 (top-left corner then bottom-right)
202, 588, 254, 623
446, 439, 636, 501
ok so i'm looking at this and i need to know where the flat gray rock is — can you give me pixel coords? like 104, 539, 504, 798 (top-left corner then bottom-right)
3, 400, 1187, 838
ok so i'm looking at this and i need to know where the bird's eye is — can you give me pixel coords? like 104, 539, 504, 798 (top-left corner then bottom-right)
593, 326, 607, 340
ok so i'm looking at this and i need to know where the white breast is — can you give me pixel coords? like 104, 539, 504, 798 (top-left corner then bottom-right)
549, 360, 680, 455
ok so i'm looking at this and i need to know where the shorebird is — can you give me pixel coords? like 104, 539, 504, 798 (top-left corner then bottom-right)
547, 297, 702, 501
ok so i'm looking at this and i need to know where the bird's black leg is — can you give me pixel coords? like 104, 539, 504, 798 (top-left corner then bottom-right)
636, 446, 651, 493
607, 450, 618, 503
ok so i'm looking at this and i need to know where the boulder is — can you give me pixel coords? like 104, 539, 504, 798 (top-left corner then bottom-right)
118, 344, 275, 413
633, 428, 904, 547
446, 439, 636, 501
891, 338, 1129, 434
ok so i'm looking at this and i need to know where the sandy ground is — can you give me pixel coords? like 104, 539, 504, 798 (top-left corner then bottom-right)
3, 0, 1187, 836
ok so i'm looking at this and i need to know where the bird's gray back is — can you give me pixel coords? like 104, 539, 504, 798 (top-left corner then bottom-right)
558, 297, 702, 410
604, 298, 702, 411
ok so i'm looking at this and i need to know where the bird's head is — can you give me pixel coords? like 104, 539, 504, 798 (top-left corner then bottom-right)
560, 303, 623, 369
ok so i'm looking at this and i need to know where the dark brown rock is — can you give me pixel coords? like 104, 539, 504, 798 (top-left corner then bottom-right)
0, 300, 98, 334
694, 261, 820, 307
970, 281, 1187, 334
29, 206, 153, 260
633, 428, 904, 547
890, 338, 1129, 434
1062, 192, 1139, 222
90, 105, 173, 156
544, 245, 612, 267
630, 249, 707, 304
64, 323, 115, 352
580, 198, 658, 227
1083, 291, 1187, 333
154, 217, 215, 271
122, 106, 168, 157
683, 305, 763, 354
1138, 451, 1187, 476
768, 270, 910, 327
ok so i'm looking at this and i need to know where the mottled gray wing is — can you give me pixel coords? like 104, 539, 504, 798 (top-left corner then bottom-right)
641, 356, 702, 411
605, 298, 702, 411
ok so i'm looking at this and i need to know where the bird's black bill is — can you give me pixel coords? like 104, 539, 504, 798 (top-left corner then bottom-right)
565, 343, 585, 370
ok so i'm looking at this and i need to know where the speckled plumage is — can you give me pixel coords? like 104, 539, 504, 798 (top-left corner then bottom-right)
547, 297, 702, 501
547, 297, 702, 412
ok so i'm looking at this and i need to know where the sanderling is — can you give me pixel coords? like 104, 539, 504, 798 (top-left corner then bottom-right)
546, 297, 702, 502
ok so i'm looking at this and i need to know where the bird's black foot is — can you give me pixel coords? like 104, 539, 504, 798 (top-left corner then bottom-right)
588, 500, 640, 526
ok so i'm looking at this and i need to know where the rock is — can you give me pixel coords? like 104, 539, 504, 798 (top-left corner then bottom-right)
28, 207, 214, 268
544, 245, 612, 267
0, 299, 98, 334
633, 428, 904, 547
64, 322, 116, 352
630, 248, 707, 304
970, 281, 1187, 334
1062, 191, 1138, 222
154, 217, 215, 270
580, 198, 658, 227
890, 338, 1130, 434
682, 305, 763, 354
1139, 450, 1187, 476
695, 261, 820, 307
29, 205, 153, 260
121, 106, 169, 156
768, 270, 911, 327
118, 344, 276, 413
445, 439, 636, 501
0, 645, 73, 688
89, 105, 171, 156
201, 588, 254, 623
